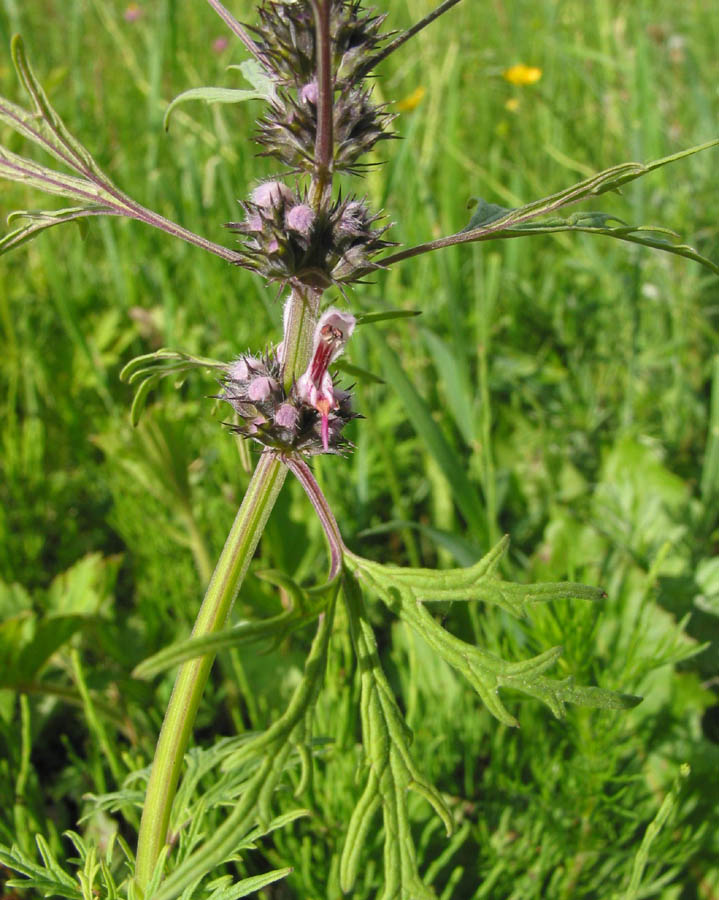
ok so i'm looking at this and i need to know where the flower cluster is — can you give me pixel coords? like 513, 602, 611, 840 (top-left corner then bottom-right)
222, 308, 357, 455
249, 0, 394, 175
228, 0, 395, 289
227, 181, 392, 288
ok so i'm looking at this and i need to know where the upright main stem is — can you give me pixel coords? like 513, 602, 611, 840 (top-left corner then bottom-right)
135, 289, 321, 893
136, 5, 337, 890
134, 452, 285, 890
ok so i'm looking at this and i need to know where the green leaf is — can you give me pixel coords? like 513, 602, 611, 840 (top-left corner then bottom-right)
463, 197, 514, 229
340, 572, 450, 899
381, 138, 719, 275
163, 86, 269, 131
344, 538, 639, 725
226, 59, 277, 101
12, 615, 85, 685
133, 607, 320, 678
355, 309, 422, 326
151, 606, 336, 900
0, 206, 108, 256
119, 348, 226, 425
0, 839, 82, 900
332, 358, 385, 384
206, 867, 293, 900
7, 35, 114, 182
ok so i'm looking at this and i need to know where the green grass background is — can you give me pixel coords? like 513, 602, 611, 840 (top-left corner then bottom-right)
1, 0, 719, 896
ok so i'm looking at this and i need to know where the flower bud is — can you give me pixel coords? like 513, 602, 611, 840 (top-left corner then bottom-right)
299, 80, 318, 105
248, 375, 278, 402
285, 203, 315, 236
251, 181, 293, 209
275, 403, 299, 430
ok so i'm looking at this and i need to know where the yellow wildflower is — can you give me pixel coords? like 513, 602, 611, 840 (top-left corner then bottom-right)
396, 86, 426, 112
503, 64, 542, 86
504, 97, 520, 112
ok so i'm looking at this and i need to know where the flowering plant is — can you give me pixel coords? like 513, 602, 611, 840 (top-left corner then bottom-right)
0, 1, 717, 897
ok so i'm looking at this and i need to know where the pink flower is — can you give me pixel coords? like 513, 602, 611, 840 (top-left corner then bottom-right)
250, 181, 293, 208
212, 36, 229, 54
123, 3, 143, 22
275, 403, 299, 429
248, 375, 278, 402
285, 203, 315, 235
297, 309, 356, 450
300, 81, 319, 105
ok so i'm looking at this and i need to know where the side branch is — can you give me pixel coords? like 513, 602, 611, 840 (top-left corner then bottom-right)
203, 0, 273, 72
356, 0, 464, 80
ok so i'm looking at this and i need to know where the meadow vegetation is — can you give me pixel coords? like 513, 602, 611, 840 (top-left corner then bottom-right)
1, 0, 718, 897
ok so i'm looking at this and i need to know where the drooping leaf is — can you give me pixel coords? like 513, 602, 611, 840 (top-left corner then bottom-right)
0, 207, 105, 255
340, 572, 450, 899
119, 348, 227, 425
226, 59, 277, 101
0, 36, 239, 260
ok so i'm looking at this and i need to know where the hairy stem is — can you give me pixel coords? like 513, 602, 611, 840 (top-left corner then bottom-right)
204, 0, 273, 72
135, 287, 322, 894
281, 286, 322, 392
284, 455, 345, 578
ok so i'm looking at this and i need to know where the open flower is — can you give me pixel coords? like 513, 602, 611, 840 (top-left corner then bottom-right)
503, 63, 542, 86
297, 309, 356, 450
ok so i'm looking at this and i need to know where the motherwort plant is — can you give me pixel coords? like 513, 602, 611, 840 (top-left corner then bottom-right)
1, 1, 718, 897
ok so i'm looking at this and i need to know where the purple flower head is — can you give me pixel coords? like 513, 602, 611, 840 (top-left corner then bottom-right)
227, 356, 257, 382
275, 403, 299, 430
248, 375, 278, 402
300, 81, 319, 105
250, 181, 293, 209
285, 203, 316, 236
297, 309, 356, 450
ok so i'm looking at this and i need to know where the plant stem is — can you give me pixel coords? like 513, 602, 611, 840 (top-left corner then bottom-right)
134, 451, 285, 892
135, 289, 322, 895
309, 0, 334, 206
281, 286, 321, 393
355, 0, 464, 81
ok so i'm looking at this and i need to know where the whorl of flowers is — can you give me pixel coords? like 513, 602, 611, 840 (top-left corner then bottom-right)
226, 181, 392, 288
249, 0, 395, 175
222, 308, 358, 455
250, 0, 389, 89
227, 0, 395, 290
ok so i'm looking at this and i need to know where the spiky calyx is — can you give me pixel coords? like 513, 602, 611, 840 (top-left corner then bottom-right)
256, 84, 395, 175
248, 0, 395, 174
250, 0, 389, 89
226, 182, 393, 288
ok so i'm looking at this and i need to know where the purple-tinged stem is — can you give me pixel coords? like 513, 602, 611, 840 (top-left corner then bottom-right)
283, 456, 345, 580
309, 0, 334, 206
122, 201, 242, 263
355, 0, 464, 81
